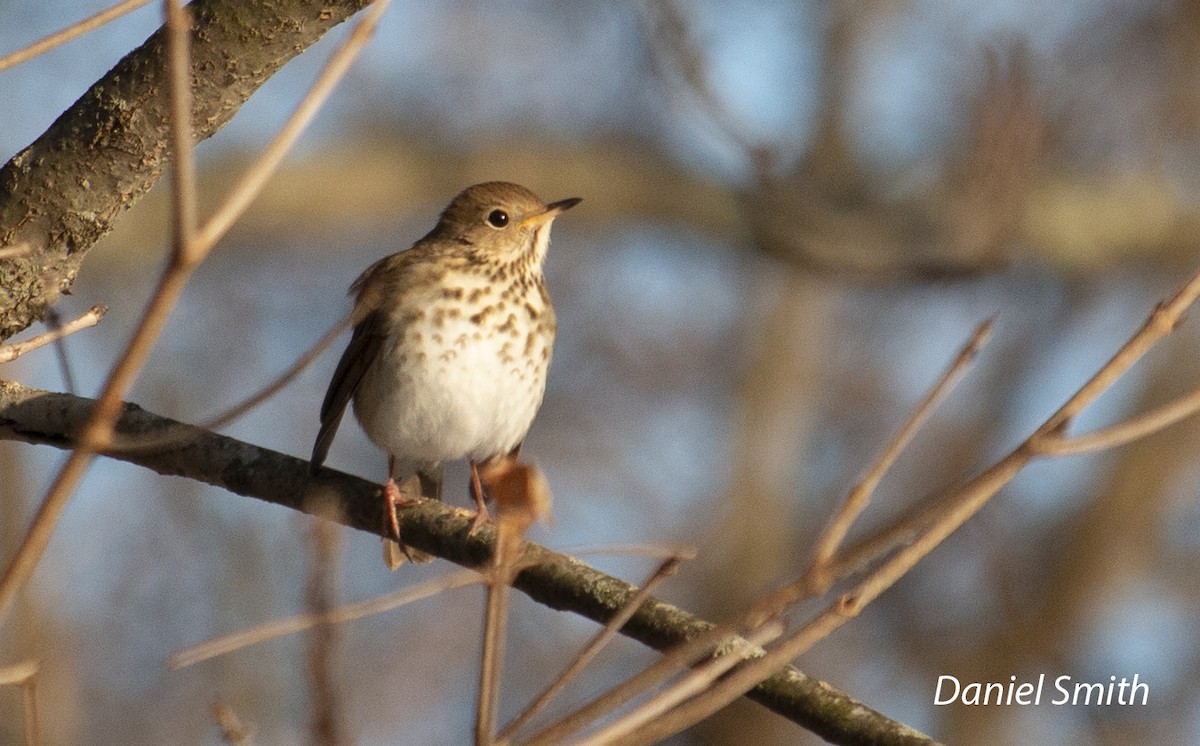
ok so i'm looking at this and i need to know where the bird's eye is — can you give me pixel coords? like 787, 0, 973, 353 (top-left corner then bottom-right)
486, 209, 509, 228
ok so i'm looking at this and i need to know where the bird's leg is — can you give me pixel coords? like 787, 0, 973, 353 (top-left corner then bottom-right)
382, 456, 420, 542
469, 460, 491, 534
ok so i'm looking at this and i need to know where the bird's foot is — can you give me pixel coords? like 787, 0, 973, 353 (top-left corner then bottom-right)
468, 461, 492, 535
382, 477, 420, 541
381, 477, 430, 569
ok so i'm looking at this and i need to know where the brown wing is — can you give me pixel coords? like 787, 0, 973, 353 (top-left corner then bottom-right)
309, 310, 386, 473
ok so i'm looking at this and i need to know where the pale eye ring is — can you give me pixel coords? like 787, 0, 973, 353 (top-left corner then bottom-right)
486, 209, 509, 228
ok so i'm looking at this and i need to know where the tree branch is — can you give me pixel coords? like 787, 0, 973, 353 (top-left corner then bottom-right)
0, 379, 932, 746
0, 0, 372, 342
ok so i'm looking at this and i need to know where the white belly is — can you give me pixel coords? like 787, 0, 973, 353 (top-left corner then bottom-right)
352, 308, 552, 473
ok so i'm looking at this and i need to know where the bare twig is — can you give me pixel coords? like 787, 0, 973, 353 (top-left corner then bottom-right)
169, 570, 481, 669
578, 623, 784, 746
0, 660, 40, 746
828, 273, 1200, 584
1036, 272, 1200, 435
43, 310, 79, 394
213, 700, 255, 746
193, 0, 393, 256
1032, 385, 1200, 455
477, 549, 512, 746
809, 318, 993, 586
476, 460, 554, 745
622, 462, 1023, 745
21, 674, 39, 746
0, 0, 154, 73
305, 503, 344, 746
108, 312, 353, 453
198, 313, 353, 431
0, 306, 108, 364
520, 620, 756, 746
497, 553, 692, 742
564, 542, 699, 559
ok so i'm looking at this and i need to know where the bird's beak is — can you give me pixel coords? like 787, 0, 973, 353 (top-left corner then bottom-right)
520, 197, 582, 229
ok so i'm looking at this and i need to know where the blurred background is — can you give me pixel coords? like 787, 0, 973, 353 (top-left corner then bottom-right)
3, 0, 1200, 743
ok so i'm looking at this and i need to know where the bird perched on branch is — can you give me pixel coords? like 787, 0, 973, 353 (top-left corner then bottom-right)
309, 182, 580, 567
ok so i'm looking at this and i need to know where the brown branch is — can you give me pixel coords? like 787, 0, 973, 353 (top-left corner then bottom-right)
0, 380, 930, 746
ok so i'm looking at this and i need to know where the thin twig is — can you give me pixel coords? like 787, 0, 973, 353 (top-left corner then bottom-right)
624, 459, 1024, 745
192, 0, 393, 257
827, 272, 1200, 585
0, 0, 154, 73
477, 568, 510, 746
108, 312, 353, 453
169, 570, 481, 669
199, 314, 352, 432
565, 542, 699, 560
22, 673, 39, 746
213, 700, 255, 746
575, 622, 784, 746
497, 555, 689, 742
809, 318, 992, 585
43, 310, 79, 395
477, 519, 524, 744
0, 660, 40, 746
1036, 272, 1200, 436
1032, 385, 1200, 455
521, 620, 756, 746
305, 504, 343, 746
0, 306, 108, 364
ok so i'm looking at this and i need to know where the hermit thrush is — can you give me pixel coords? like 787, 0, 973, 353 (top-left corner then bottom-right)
308, 182, 580, 567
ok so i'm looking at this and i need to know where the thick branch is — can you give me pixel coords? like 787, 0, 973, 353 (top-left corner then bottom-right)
0, 0, 371, 342
0, 379, 932, 746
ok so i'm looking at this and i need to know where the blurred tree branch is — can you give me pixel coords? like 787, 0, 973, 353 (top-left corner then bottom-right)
0, 379, 933, 746
0, 0, 372, 343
